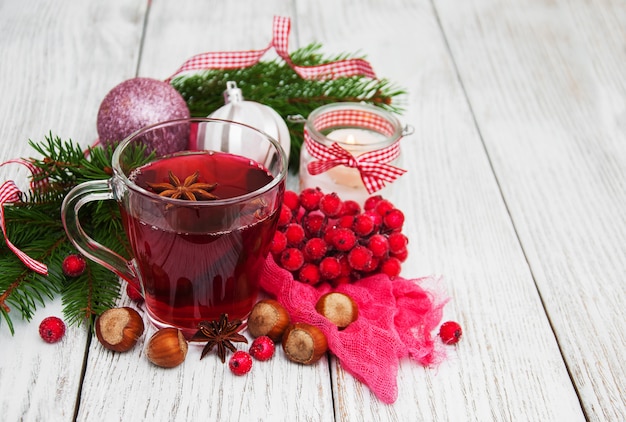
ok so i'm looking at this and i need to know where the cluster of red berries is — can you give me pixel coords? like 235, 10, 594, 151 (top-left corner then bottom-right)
271, 188, 409, 286
228, 335, 275, 376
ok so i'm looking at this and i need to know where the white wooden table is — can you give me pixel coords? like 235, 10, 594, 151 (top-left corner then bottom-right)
1, 0, 624, 420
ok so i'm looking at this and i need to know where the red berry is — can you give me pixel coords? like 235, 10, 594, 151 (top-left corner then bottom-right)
303, 213, 325, 238
347, 246, 373, 271
353, 213, 375, 237
364, 211, 383, 229
62, 254, 86, 277
229, 350, 253, 375
270, 231, 288, 255
337, 215, 355, 229
38, 316, 66, 343
126, 283, 144, 303
249, 335, 275, 361
319, 256, 341, 280
340, 200, 361, 216
303, 238, 328, 262
380, 257, 402, 278
284, 223, 306, 246
319, 192, 343, 217
388, 232, 408, 254
363, 195, 383, 211
283, 190, 300, 211
391, 248, 408, 262
374, 199, 394, 216
323, 225, 338, 245
299, 263, 321, 285
277, 204, 293, 227
439, 321, 463, 345
299, 187, 323, 211
362, 255, 380, 273
367, 234, 390, 258
383, 208, 405, 230
338, 254, 352, 277
331, 275, 352, 287
330, 228, 357, 252
280, 248, 305, 271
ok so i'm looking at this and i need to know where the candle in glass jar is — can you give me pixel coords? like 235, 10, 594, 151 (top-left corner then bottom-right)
325, 129, 386, 189
298, 102, 406, 204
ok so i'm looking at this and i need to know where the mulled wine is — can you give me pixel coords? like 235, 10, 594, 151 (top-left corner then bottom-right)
122, 152, 281, 334
62, 118, 286, 337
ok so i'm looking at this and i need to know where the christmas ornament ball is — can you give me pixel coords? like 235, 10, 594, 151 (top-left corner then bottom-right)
206, 81, 291, 161
97, 77, 191, 155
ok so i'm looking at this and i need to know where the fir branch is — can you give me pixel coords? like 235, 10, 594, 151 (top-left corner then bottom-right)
0, 134, 148, 334
28, 135, 117, 188
170, 43, 407, 170
0, 226, 65, 334
0, 270, 59, 335
61, 261, 122, 327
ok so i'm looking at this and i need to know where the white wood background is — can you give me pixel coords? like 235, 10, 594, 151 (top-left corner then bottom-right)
0, 0, 624, 420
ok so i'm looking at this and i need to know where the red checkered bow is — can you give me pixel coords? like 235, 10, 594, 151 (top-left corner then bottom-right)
166, 16, 377, 82
0, 159, 48, 275
304, 107, 406, 194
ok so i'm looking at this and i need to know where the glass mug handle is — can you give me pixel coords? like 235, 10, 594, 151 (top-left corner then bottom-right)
61, 179, 140, 291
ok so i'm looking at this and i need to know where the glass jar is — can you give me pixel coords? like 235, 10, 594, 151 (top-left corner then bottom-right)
299, 102, 410, 203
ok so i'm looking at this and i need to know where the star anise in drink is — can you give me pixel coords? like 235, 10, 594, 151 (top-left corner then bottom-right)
147, 170, 218, 201
192, 313, 248, 362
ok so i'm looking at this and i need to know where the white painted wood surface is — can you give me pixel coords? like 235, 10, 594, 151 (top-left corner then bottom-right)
0, 0, 624, 420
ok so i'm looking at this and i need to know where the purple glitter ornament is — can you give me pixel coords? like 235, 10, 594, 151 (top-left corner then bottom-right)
97, 78, 191, 155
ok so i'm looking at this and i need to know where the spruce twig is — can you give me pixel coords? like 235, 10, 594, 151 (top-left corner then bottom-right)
0, 134, 150, 334
171, 43, 407, 170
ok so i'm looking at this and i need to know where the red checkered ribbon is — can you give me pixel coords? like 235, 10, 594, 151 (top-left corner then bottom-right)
305, 109, 406, 194
166, 16, 377, 82
0, 159, 48, 275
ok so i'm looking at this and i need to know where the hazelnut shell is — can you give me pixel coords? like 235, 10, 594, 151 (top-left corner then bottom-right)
315, 292, 359, 329
95, 307, 145, 352
145, 328, 188, 368
282, 323, 328, 365
247, 299, 291, 342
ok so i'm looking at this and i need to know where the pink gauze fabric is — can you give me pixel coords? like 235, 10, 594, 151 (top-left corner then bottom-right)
260, 255, 449, 404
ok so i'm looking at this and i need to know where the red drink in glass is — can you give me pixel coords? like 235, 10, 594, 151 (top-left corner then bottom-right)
124, 152, 279, 332
62, 118, 287, 338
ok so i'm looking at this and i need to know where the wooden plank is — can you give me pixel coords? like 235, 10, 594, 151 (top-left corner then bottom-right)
0, 0, 146, 158
75, 2, 335, 421
294, 0, 586, 420
0, 300, 87, 421
435, 0, 626, 420
0, 1, 147, 420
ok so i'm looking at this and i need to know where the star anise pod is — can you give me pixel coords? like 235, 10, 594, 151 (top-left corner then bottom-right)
192, 313, 248, 363
147, 170, 219, 201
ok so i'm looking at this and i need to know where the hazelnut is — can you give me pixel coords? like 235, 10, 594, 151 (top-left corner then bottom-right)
282, 323, 328, 365
145, 328, 188, 368
247, 299, 290, 342
315, 292, 359, 329
95, 307, 145, 352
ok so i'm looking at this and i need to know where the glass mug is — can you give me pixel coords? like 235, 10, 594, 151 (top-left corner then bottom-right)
62, 118, 286, 337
